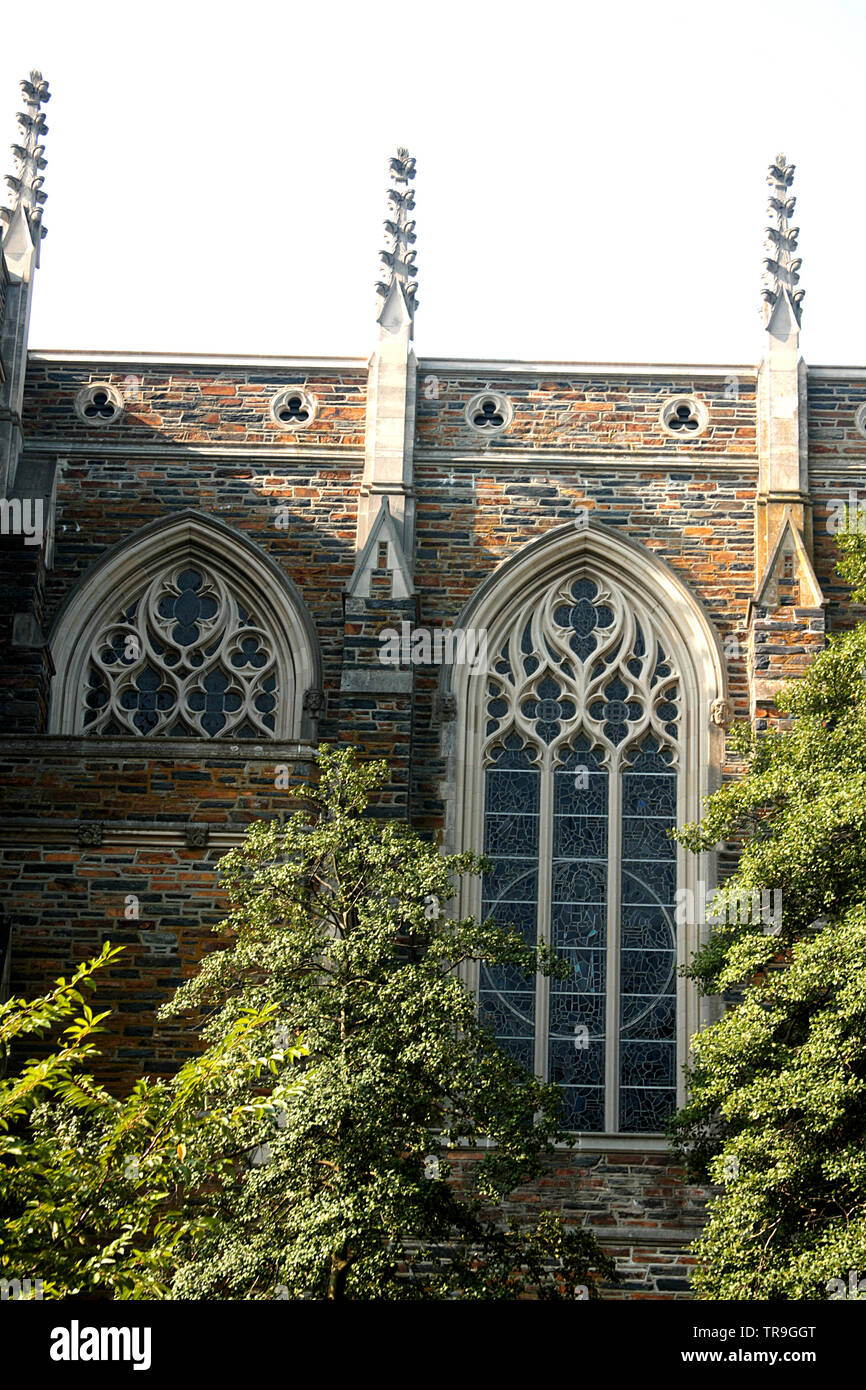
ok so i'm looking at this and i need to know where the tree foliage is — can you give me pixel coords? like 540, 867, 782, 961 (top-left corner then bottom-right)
161, 746, 615, 1300
670, 532, 866, 1299
0, 945, 294, 1298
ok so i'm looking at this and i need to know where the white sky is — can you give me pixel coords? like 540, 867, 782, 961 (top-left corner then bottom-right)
2, 0, 865, 365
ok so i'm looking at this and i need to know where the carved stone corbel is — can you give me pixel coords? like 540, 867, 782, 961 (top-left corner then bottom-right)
709, 698, 733, 730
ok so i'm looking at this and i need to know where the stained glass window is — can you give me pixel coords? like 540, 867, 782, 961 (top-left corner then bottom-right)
80, 563, 279, 739
479, 572, 680, 1133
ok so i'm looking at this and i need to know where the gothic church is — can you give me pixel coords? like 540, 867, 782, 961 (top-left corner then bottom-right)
0, 71, 860, 1297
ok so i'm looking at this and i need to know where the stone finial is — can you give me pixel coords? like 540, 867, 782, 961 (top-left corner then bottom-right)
761, 153, 804, 325
374, 147, 418, 334
1, 71, 50, 250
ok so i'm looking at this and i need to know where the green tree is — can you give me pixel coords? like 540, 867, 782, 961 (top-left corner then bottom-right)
0, 944, 295, 1299
162, 747, 615, 1300
670, 530, 866, 1299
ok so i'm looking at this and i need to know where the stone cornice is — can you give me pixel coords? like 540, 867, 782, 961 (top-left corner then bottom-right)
0, 819, 257, 849
22, 441, 365, 461
415, 450, 758, 469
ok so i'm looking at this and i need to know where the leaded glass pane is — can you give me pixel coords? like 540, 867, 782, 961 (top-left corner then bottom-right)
549, 744, 609, 1132
619, 738, 677, 1132
480, 742, 539, 1067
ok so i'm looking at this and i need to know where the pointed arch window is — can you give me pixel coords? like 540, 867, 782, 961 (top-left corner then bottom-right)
80, 562, 278, 738
478, 572, 681, 1133
49, 514, 320, 741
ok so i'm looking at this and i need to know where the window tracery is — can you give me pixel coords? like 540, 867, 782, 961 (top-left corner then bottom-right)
80, 562, 279, 738
479, 571, 680, 1132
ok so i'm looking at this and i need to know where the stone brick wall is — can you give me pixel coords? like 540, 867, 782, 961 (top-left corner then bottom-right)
415, 371, 756, 454
21, 362, 368, 450
807, 374, 866, 631
449, 1149, 709, 1298
0, 739, 311, 823
0, 840, 230, 1089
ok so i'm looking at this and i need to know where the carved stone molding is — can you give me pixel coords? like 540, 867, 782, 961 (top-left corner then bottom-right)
184, 825, 210, 849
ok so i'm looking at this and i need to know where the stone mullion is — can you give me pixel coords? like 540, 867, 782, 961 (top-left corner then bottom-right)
605, 753, 622, 1133
534, 748, 554, 1081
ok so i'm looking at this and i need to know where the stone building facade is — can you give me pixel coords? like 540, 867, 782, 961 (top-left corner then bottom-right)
1, 74, 863, 1297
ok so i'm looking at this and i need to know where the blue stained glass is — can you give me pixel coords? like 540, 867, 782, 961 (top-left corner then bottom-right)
119, 666, 175, 733
548, 989, 606, 1037
552, 861, 608, 905
549, 741, 609, 1131
84, 670, 108, 715
619, 740, 677, 1132
494, 643, 513, 679
481, 860, 538, 912
619, 1087, 676, 1133
477, 988, 535, 1035
622, 862, 677, 906
480, 747, 540, 1059
486, 733, 538, 770
479, 603, 681, 1132
622, 773, 677, 819
589, 676, 642, 746
626, 738, 674, 773
486, 1034, 535, 1074
231, 635, 268, 669
621, 905, 674, 950
554, 815, 608, 859
620, 1041, 676, 1090
554, 765, 607, 820
485, 767, 539, 814
550, 902, 606, 948
99, 630, 128, 666
157, 569, 219, 647
484, 813, 540, 857
481, 961, 536, 994
558, 1088, 605, 1131
549, 1038, 606, 1087
558, 947, 607, 994
620, 994, 676, 1037
620, 948, 676, 998
621, 816, 675, 859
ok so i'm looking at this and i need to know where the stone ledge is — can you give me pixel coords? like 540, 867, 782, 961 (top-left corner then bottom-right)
0, 736, 317, 761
